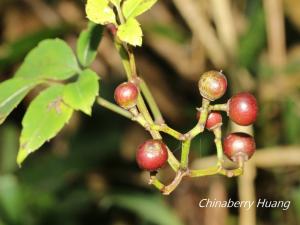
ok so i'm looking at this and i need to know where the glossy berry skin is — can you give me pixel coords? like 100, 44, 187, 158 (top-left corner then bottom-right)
223, 132, 256, 162
228, 92, 258, 126
114, 82, 138, 109
136, 140, 168, 171
197, 111, 222, 130
198, 70, 227, 101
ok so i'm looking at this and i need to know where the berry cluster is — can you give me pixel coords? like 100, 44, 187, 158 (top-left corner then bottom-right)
113, 70, 258, 194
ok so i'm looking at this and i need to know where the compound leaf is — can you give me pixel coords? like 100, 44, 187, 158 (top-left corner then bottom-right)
15, 39, 79, 80
63, 69, 99, 115
17, 85, 73, 166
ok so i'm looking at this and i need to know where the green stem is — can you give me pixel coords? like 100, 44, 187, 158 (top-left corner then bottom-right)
186, 98, 210, 139
189, 165, 221, 177
209, 103, 228, 112
213, 127, 223, 164
150, 124, 183, 140
180, 140, 191, 169
149, 174, 165, 191
114, 38, 181, 172
189, 164, 243, 178
96, 97, 132, 119
139, 78, 164, 124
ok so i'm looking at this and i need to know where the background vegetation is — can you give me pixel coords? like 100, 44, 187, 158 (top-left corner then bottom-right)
0, 0, 300, 225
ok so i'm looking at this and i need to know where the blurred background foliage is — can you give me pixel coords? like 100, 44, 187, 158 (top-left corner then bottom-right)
0, 0, 300, 225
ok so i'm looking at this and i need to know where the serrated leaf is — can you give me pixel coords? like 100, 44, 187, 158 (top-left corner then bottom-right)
77, 22, 104, 67
17, 85, 73, 166
63, 69, 99, 115
122, 0, 157, 19
0, 78, 39, 125
15, 39, 80, 80
86, 0, 116, 25
117, 18, 143, 46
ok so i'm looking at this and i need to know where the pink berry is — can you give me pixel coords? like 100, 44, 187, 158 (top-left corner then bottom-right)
114, 82, 138, 109
136, 140, 168, 171
198, 70, 227, 101
228, 92, 258, 126
223, 132, 256, 162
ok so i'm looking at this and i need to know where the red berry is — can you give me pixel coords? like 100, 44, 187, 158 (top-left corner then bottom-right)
114, 82, 138, 109
197, 111, 222, 130
228, 92, 258, 126
198, 70, 227, 101
136, 140, 168, 171
223, 132, 256, 162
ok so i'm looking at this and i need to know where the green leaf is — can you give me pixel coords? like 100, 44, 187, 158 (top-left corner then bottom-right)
86, 0, 116, 25
122, 0, 157, 19
17, 85, 73, 166
63, 69, 99, 115
117, 18, 143, 46
77, 22, 104, 67
110, 0, 121, 7
101, 192, 184, 225
0, 78, 38, 125
15, 39, 80, 80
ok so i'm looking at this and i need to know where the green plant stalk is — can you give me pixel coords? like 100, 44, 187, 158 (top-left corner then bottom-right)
150, 124, 183, 140
189, 165, 221, 177
180, 140, 191, 169
213, 127, 223, 164
187, 98, 210, 138
149, 174, 165, 191
189, 165, 243, 177
179, 98, 210, 169
209, 103, 228, 111
115, 41, 132, 80
114, 36, 180, 172
96, 97, 132, 119
139, 78, 164, 124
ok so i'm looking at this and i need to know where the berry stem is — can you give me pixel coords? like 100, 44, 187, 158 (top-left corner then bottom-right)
180, 140, 191, 169
186, 98, 210, 139
150, 124, 183, 140
149, 174, 165, 191
189, 165, 243, 177
213, 127, 224, 164
113, 32, 182, 172
138, 78, 164, 124
189, 165, 221, 177
209, 103, 228, 112
96, 97, 132, 119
